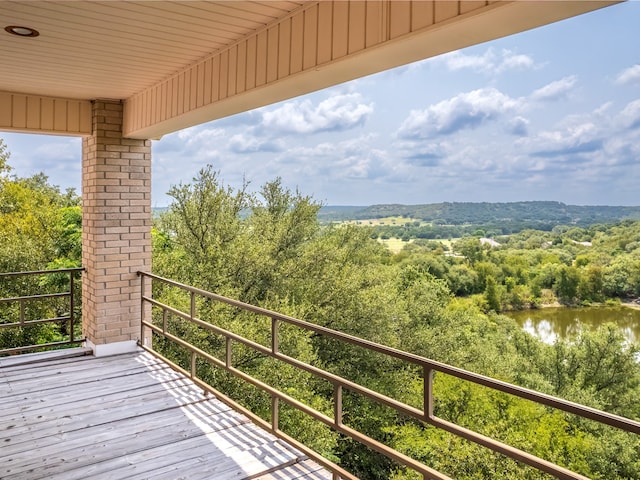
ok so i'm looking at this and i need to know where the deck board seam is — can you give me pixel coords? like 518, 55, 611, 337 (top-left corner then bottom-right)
1, 396, 234, 446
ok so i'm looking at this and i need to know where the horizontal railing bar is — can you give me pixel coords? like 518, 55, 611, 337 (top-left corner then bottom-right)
138, 341, 359, 480
139, 272, 640, 436
0, 292, 70, 303
0, 267, 84, 278
0, 339, 84, 356
142, 321, 449, 480
145, 297, 424, 419
0, 315, 71, 329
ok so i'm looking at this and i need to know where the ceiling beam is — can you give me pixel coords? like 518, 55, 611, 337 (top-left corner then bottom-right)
0, 91, 91, 136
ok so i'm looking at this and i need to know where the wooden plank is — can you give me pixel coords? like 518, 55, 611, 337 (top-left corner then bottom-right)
316, 1, 333, 65
267, 25, 279, 83
290, 11, 304, 74
302, 4, 318, 70
434, 1, 459, 23
411, 0, 435, 31
278, 17, 291, 79
389, 1, 412, 40
348, 2, 366, 54
256, 29, 268, 86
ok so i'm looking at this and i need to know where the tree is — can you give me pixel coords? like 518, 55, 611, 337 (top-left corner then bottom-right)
555, 265, 580, 303
483, 275, 501, 312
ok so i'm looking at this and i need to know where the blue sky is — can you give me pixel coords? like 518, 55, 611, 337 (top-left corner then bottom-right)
3, 1, 640, 207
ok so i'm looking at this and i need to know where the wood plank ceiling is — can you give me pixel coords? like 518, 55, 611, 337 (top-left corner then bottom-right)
0, 1, 305, 100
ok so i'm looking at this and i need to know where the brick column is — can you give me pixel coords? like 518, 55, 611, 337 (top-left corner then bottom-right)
82, 99, 151, 356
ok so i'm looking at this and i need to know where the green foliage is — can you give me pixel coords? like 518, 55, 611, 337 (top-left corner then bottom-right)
151, 168, 640, 480
0, 144, 82, 352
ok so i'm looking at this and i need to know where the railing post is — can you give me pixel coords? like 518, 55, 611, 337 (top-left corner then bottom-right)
424, 367, 434, 420
19, 298, 25, 325
226, 337, 232, 368
334, 384, 343, 427
190, 292, 196, 320
271, 317, 279, 354
162, 309, 168, 334
69, 270, 75, 342
139, 272, 146, 346
272, 395, 279, 432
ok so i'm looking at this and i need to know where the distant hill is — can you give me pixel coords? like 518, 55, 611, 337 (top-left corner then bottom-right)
157, 202, 640, 231
319, 201, 640, 229
317, 205, 367, 222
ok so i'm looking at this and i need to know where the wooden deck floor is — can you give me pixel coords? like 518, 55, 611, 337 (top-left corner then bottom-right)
0, 349, 332, 480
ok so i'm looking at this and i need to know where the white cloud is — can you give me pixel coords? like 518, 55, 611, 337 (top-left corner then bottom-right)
397, 88, 521, 139
498, 52, 536, 73
618, 99, 640, 129
615, 64, 640, 86
524, 120, 603, 159
261, 93, 373, 134
228, 133, 284, 154
433, 48, 537, 74
531, 76, 577, 101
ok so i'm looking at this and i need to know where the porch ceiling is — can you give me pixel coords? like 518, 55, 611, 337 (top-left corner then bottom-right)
0, 1, 305, 100
0, 1, 620, 139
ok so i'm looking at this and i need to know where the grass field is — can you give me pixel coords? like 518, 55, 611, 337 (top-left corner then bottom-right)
377, 237, 459, 253
378, 238, 412, 253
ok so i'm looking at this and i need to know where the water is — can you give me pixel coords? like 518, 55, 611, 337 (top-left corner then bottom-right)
506, 306, 640, 344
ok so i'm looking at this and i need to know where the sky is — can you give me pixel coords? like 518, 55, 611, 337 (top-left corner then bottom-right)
2, 1, 640, 207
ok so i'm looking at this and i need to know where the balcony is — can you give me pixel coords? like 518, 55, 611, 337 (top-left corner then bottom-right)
1, 268, 639, 480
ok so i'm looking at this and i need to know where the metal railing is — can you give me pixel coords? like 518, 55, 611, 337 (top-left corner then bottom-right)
0, 268, 84, 356
138, 271, 640, 480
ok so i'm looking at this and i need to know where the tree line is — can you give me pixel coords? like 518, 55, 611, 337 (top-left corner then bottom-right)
329, 201, 640, 227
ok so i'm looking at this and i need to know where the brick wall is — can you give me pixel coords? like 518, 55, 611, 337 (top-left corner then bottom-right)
82, 99, 151, 347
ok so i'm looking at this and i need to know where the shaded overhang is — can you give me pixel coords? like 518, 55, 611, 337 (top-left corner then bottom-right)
0, 1, 621, 140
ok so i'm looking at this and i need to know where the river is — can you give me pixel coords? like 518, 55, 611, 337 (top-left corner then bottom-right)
506, 306, 640, 344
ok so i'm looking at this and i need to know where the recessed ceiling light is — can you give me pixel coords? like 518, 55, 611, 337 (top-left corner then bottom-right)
4, 25, 39, 37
